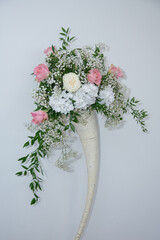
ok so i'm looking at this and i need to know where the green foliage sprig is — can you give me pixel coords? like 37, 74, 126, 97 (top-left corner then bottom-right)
16, 109, 80, 205
125, 97, 148, 132
59, 27, 75, 51
16, 130, 46, 205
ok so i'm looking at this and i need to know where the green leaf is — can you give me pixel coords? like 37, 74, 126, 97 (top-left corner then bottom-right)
18, 154, 29, 162
72, 117, 78, 123
70, 123, 75, 132
63, 41, 68, 46
31, 139, 36, 145
28, 136, 34, 139
23, 141, 30, 148
38, 176, 43, 181
31, 198, 37, 205
51, 45, 55, 52
22, 165, 28, 170
21, 158, 27, 164
70, 36, 75, 41
37, 182, 42, 191
29, 182, 34, 190
30, 152, 37, 158
59, 121, 65, 127
61, 27, 66, 32
37, 136, 41, 144
66, 27, 70, 34
34, 193, 39, 199
64, 125, 69, 131
38, 151, 43, 157
40, 166, 44, 176
16, 171, 23, 176
29, 168, 34, 174
35, 167, 40, 173
57, 129, 62, 135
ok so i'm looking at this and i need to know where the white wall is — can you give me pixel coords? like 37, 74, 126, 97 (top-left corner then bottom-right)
0, 0, 160, 239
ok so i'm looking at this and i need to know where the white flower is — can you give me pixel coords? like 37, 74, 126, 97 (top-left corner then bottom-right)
49, 84, 98, 114
49, 89, 74, 114
73, 84, 98, 109
63, 72, 81, 92
99, 86, 115, 107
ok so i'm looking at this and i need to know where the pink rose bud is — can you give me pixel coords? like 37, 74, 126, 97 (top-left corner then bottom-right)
31, 110, 48, 125
87, 69, 102, 86
33, 64, 49, 82
108, 64, 124, 78
44, 46, 55, 56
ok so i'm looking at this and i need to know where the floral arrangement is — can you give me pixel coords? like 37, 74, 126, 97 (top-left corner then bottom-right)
16, 27, 148, 205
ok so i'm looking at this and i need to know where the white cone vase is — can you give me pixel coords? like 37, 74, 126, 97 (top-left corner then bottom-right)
74, 111, 99, 240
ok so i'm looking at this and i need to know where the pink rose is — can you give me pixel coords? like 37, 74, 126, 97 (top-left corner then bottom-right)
87, 69, 102, 86
33, 64, 49, 82
31, 110, 48, 125
44, 46, 55, 56
108, 64, 124, 78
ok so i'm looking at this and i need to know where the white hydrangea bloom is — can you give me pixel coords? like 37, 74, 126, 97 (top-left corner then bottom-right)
99, 86, 115, 107
49, 84, 98, 113
73, 84, 98, 109
49, 90, 74, 114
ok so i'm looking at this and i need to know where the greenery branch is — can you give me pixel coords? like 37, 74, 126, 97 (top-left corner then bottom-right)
16, 130, 47, 205
59, 27, 75, 51
124, 97, 148, 132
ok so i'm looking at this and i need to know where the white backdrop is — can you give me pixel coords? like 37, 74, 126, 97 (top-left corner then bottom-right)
0, 0, 160, 239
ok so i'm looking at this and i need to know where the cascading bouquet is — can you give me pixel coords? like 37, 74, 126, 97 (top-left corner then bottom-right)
16, 27, 148, 205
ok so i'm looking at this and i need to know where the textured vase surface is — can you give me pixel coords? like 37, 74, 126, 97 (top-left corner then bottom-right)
74, 111, 99, 240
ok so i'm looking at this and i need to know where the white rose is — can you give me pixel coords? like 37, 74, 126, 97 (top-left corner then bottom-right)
63, 73, 81, 92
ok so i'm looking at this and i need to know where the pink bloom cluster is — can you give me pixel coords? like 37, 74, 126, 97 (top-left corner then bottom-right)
31, 110, 48, 125
44, 46, 56, 56
87, 69, 102, 86
108, 64, 123, 78
33, 64, 49, 82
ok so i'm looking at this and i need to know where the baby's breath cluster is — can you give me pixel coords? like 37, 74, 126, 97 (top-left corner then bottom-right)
32, 85, 49, 109
17, 27, 148, 205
